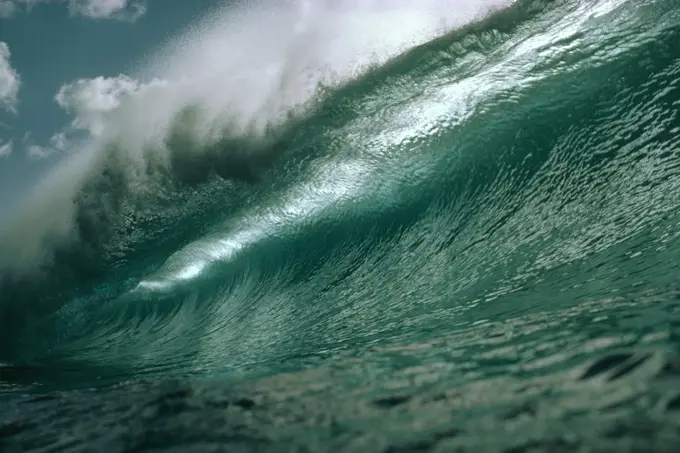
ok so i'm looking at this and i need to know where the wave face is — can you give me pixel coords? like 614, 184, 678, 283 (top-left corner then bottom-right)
2, 0, 680, 450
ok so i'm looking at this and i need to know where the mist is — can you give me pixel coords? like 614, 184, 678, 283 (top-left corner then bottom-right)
0, 0, 512, 276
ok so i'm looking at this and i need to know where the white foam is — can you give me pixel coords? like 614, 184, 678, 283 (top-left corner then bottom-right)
0, 0, 513, 274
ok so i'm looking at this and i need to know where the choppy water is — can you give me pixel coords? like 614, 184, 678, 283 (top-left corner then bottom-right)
2, 0, 680, 451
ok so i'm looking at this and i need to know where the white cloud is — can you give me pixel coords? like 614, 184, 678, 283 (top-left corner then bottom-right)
0, 139, 12, 158
0, 0, 146, 21
27, 144, 50, 159
17, 131, 57, 159
0, 1, 17, 17
0, 42, 20, 113
55, 74, 166, 138
56, 75, 140, 137
68, 0, 146, 21
12, 75, 164, 159
49, 131, 68, 150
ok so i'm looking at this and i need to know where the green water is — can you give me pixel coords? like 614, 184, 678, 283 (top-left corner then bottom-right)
1, 0, 680, 451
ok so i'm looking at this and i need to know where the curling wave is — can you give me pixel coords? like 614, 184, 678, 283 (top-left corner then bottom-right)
1, 0, 680, 389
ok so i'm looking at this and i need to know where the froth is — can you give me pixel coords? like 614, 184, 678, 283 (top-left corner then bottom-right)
0, 0, 512, 275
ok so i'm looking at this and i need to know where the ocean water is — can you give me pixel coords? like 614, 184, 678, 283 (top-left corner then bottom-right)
2, 0, 680, 451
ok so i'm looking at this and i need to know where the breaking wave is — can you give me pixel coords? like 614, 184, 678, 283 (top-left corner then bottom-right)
1, 0, 679, 390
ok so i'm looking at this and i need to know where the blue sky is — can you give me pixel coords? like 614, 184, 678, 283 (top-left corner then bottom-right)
0, 0, 221, 219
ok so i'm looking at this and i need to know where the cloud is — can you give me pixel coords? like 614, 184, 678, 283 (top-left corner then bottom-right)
26, 144, 50, 159
19, 131, 61, 159
6, 75, 164, 160
49, 131, 68, 151
0, 0, 147, 21
0, 1, 17, 18
0, 139, 12, 158
27, 131, 74, 158
55, 74, 163, 138
0, 42, 20, 113
68, 0, 146, 21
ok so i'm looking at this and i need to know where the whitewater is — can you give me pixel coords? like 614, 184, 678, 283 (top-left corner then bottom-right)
1, 0, 680, 452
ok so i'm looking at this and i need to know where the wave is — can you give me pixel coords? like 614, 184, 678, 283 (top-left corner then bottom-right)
0, 0, 515, 354
0, 0, 514, 274
1, 0, 680, 383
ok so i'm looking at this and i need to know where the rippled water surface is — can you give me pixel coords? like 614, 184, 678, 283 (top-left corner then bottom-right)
2, 0, 680, 451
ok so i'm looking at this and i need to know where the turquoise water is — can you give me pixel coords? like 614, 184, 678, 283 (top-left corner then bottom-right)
1, 0, 680, 451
